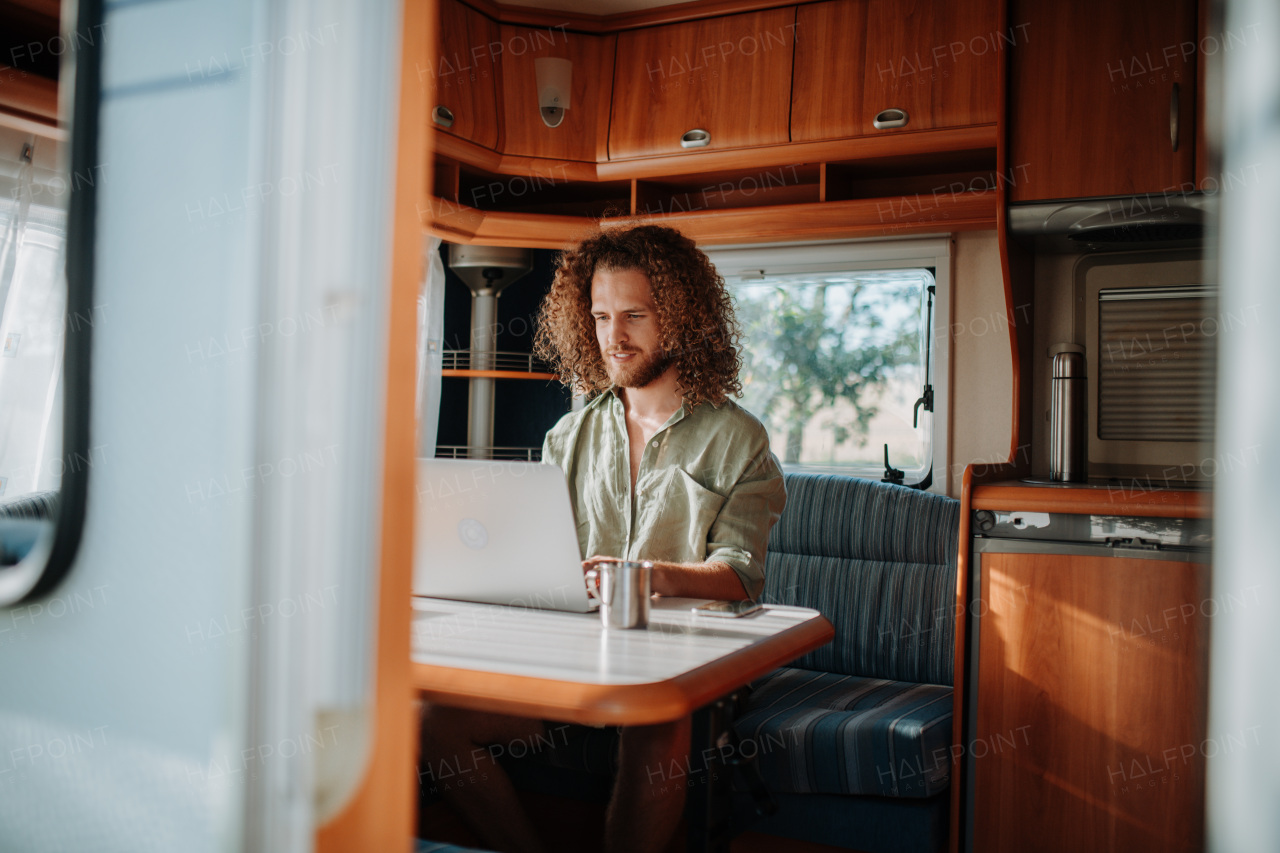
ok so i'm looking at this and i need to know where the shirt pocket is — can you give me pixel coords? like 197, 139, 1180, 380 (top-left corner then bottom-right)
656, 469, 727, 562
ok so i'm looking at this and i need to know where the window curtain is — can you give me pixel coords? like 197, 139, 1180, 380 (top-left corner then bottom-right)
416, 234, 445, 457
0, 138, 67, 500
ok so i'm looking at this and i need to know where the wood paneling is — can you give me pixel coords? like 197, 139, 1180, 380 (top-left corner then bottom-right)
972, 552, 1209, 853
0, 63, 58, 125
435, 123, 997, 185
790, 0, 867, 142
497, 23, 615, 162
424, 188, 997, 248
861, 0, 999, 136
461, 0, 802, 34
608, 7, 795, 159
314, 0, 430, 848
431, 0, 501, 149
1008, 0, 1197, 201
794, 0, 998, 142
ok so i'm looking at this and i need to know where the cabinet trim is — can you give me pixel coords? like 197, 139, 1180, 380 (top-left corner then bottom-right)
424, 190, 996, 248
435, 123, 997, 180
458, 0, 801, 34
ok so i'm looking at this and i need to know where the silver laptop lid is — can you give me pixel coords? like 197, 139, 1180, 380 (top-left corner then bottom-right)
413, 459, 594, 612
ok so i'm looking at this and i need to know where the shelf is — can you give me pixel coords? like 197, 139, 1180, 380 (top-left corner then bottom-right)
435, 445, 543, 461
440, 350, 558, 381
425, 190, 997, 249
443, 369, 557, 380
427, 123, 998, 246
433, 123, 997, 182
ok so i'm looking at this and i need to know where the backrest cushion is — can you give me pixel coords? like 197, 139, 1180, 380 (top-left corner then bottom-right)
763, 473, 959, 685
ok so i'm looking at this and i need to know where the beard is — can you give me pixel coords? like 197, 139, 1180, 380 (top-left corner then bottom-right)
604, 346, 673, 388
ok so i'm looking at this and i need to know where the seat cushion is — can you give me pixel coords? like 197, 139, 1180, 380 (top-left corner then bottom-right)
734, 667, 953, 798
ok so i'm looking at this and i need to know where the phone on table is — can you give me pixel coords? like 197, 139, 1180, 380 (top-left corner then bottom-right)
692, 600, 762, 618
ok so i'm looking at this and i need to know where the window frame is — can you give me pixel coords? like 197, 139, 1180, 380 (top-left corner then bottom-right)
704, 236, 951, 492
0, 0, 100, 606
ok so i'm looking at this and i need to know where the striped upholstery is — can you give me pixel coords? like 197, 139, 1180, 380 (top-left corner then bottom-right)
737, 474, 961, 810
0, 490, 61, 520
735, 667, 952, 798
762, 474, 960, 686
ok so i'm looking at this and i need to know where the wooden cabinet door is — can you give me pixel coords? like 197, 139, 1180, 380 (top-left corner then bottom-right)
793, 0, 998, 142
431, 0, 501, 150
791, 0, 867, 143
497, 24, 615, 163
609, 8, 795, 160
860, 0, 999, 137
1009, 0, 1197, 201
972, 551, 1209, 853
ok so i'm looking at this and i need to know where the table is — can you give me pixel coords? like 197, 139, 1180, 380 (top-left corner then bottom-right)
410, 595, 834, 725
411, 595, 833, 851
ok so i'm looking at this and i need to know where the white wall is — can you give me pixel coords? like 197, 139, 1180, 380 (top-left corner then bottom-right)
947, 230, 1014, 496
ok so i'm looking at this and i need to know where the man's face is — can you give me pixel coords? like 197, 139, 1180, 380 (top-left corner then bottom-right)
590, 267, 672, 388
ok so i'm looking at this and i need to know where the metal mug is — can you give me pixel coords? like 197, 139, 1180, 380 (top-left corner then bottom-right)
584, 560, 652, 630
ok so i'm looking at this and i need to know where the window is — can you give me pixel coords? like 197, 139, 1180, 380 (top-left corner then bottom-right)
0, 151, 69, 500
707, 239, 950, 488
0, 0, 100, 604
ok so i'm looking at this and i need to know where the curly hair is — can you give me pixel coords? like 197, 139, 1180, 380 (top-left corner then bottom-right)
534, 224, 742, 406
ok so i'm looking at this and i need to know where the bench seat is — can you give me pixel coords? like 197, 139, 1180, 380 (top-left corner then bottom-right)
735, 667, 952, 799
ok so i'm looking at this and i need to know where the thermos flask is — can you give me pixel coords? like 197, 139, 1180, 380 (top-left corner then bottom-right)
1049, 344, 1087, 482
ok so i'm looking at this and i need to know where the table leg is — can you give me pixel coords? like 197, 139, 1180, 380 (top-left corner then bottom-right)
685, 690, 776, 853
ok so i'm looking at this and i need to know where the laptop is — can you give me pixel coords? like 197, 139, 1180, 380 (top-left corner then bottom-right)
413, 458, 596, 612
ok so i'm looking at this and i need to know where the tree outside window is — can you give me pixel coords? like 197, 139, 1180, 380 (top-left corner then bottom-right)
732, 270, 931, 477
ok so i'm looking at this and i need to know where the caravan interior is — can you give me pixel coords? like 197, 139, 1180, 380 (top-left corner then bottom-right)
0, 0, 1277, 852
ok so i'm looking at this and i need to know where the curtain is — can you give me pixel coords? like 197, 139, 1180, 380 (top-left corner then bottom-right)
0, 137, 67, 500
415, 234, 445, 458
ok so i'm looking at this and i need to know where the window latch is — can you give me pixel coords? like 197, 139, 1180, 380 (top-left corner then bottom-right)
881, 444, 905, 485
913, 384, 933, 428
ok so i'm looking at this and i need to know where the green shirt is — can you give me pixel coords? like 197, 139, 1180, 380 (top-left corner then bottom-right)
541, 389, 786, 600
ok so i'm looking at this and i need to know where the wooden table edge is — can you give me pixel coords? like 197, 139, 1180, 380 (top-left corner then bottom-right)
411, 614, 835, 725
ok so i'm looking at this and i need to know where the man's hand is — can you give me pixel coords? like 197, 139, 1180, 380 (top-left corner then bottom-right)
581, 555, 750, 600
581, 554, 622, 573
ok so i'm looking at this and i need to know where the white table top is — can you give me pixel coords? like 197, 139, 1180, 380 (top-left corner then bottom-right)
409, 595, 834, 725
412, 596, 825, 685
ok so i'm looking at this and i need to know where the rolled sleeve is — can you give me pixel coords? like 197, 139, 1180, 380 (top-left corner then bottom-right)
706, 450, 786, 600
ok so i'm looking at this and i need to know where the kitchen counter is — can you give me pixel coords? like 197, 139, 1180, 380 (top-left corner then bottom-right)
970, 478, 1211, 518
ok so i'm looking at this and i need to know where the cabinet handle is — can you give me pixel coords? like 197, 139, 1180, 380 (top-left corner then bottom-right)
1170, 83, 1180, 152
680, 128, 710, 149
433, 105, 455, 129
873, 108, 909, 130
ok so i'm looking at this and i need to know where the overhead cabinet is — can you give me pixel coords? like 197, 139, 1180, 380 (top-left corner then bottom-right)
497, 24, 616, 162
425, 1, 1003, 245
793, 0, 999, 142
1008, 0, 1198, 201
431, 0, 501, 150
608, 7, 796, 159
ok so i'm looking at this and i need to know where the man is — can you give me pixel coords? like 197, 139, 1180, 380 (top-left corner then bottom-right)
420, 224, 786, 853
